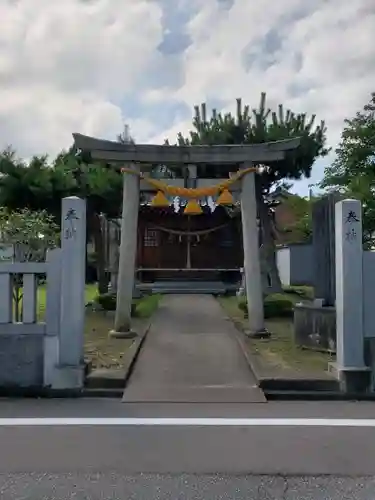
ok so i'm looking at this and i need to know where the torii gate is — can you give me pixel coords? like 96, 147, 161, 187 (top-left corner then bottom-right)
73, 133, 301, 337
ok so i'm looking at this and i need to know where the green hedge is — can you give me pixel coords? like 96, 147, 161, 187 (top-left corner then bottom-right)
96, 292, 116, 310
238, 293, 294, 319
95, 292, 137, 316
283, 285, 314, 299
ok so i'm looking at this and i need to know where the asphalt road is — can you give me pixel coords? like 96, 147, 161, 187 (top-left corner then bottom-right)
1, 399, 375, 498
1, 473, 374, 500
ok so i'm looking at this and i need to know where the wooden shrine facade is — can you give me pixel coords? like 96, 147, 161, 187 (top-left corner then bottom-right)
137, 204, 242, 282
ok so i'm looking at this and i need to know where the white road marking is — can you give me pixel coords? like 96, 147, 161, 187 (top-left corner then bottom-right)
0, 418, 374, 427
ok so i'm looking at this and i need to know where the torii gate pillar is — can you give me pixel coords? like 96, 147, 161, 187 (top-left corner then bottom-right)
240, 166, 267, 336
110, 165, 140, 338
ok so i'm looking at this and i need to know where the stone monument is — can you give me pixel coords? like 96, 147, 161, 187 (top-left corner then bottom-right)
294, 193, 340, 352
331, 198, 370, 391
312, 193, 339, 306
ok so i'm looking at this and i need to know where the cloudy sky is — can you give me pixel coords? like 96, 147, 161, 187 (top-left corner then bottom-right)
0, 0, 374, 195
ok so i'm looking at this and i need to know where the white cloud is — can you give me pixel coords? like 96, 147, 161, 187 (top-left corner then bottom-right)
0, 0, 163, 157
0, 0, 374, 194
172, 0, 374, 140
155, 0, 375, 193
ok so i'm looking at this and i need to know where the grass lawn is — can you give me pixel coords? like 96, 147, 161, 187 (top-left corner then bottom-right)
34, 283, 98, 320
282, 285, 314, 300
84, 293, 161, 369
218, 295, 335, 377
132, 294, 161, 318
33, 284, 160, 370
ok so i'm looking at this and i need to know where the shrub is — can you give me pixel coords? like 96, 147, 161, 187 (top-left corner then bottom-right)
238, 293, 294, 319
95, 293, 139, 316
96, 292, 117, 311
263, 293, 294, 318
283, 285, 313, 299
131, 301, 138, 317
238, 298, 248, 313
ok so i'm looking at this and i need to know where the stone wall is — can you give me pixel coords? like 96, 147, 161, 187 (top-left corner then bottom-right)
0, 197, 87, 391
276, 243, 314, 287
276, 247, 291, 286
0, 334, 44, 386
294, 303, 336, 352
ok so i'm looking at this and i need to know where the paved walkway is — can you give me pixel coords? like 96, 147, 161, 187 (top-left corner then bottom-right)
122, 295, 265, 403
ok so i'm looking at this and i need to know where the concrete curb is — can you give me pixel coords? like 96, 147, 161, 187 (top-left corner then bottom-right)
85, 321, 152, 391
228, 313, 375, 400
260, 378, 339, 392
265, 390, 375, 401
123, 321, 151, 388
0, 387, 124, 399
82, 388, 124, 398
0, 322, 152, 399
225, 311, 341, 395
0, 387, 85, 399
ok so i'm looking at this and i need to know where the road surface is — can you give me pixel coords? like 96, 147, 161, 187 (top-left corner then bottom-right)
1, 398, 375, 498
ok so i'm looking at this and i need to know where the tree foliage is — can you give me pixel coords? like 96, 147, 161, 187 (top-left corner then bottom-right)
174, 93, 329, 291
321, 92, 375, 248
176, 94, 329, 186
0, 145, 124, 292
0, 146, 123, 223
52, 148, 123, 219
0, 207, 59, 262
321, 92, 375, 188
278, 194, 319, 243
0, 207, 60, 320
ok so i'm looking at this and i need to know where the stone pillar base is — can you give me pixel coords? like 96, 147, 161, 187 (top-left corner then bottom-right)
109, 329, 138, 339
328, 362, 371, 393
48, 364, 85, 390
245, 328, 271, 339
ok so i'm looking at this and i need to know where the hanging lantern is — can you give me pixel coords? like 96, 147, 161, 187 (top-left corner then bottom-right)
184, 199, 203, 215
217, 188, 234, 206
151, 190, 170, 207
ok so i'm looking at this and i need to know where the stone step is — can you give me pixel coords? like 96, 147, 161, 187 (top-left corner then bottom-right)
122, 385, 266, 403
149, 289, 225, 295
138, 280, 235, 294
139, 281, 228, 289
